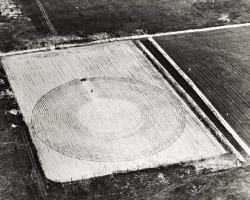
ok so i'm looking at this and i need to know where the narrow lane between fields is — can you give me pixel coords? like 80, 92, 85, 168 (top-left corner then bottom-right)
34, 0, 57, 35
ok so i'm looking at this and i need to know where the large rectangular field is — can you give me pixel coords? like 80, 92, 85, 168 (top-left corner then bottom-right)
1, 40, 226, 182
154, 26, 250, 154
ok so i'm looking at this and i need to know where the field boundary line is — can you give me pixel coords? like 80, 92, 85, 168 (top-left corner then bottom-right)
152, 22, 250, 38
135, 40, 245, 162
34, 0, 57, 35
5, 73, 48, 196
147, 37, 250, 160
1, 23, 250, 57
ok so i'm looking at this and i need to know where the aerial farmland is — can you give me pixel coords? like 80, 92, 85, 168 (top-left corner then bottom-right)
1, 0, 250, 199
2, 0, 250, 52
2, 40, 228, 182
154, 26, 250, 156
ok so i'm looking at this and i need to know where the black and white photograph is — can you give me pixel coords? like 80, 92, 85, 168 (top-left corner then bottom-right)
1, 0, 250, 199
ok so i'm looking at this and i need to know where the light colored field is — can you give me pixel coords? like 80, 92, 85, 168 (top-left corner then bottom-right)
2, 40, 226, 182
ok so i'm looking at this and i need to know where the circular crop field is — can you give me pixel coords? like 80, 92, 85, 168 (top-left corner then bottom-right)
31, 77, 185, 162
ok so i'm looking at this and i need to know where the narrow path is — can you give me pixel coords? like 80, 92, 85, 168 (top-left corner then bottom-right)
2, 23, 250, 57
34, 0, 57, 35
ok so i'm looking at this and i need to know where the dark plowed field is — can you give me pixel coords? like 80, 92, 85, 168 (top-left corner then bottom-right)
17, 0, 250, 35
155, 26, 250, 149
2, 0, 250, 52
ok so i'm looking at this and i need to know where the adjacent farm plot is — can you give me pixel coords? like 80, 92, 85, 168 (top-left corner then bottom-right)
2, 0, 250, 52
154, 25, 250, 154
1, 40, 226, 182
16, 0, 250, 36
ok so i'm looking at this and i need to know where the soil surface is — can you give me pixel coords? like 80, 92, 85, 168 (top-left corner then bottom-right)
1, 0, 250, 199
0, 44, 249, 200
1, 0, 250, 52
154, 25, 250, 152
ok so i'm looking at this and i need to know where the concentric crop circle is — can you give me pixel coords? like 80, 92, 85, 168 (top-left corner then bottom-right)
31, 77, 186, 162
78, 99, 144, 138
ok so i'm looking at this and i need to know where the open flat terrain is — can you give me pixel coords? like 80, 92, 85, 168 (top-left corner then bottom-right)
0, 74, 249, 199
19, 0, 250, 35
2, 0, 250, 52
154, 25, 250, 153
1, 40, 226, 182
2, 0, 250, 199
